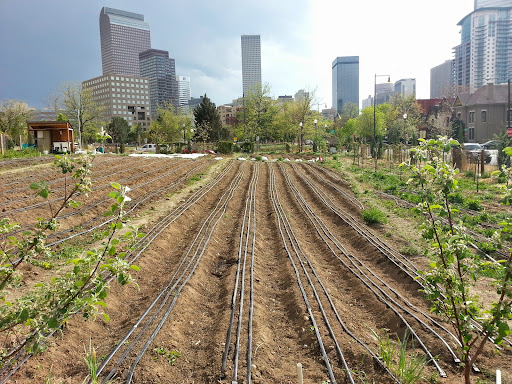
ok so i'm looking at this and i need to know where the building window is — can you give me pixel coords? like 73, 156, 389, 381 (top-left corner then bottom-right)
469, 127, 475, 141
481, 110, 487, 123
468, 111, 475, 123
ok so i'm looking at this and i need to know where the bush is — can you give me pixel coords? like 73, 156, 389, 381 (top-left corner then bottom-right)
240, 142, 254, 153
361, 207, 388, 225
465, 199, 482, 211
217, 141, 233, 154
285, 143, 291, 153
233, 144, 241, 152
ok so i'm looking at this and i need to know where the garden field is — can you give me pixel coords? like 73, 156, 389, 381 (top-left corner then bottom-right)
1, 153, 511, 384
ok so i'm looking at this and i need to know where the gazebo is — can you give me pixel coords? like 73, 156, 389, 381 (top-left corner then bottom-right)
27, 121, 75, 153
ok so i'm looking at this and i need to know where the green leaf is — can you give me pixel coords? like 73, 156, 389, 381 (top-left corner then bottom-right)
39, 189, 49, 199
29, 182, 40, 190
116, 222, 123, 230
48, 317, 59, 328
20, 308, 29, 322
130, 265, 140, 271
102, 313, 110, 322
111, 182, 121, 190
498, 322, 510, 338
108, 191, 118, 199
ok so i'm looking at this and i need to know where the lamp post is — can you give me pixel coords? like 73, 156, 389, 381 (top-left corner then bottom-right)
183, 123, 186, 143
299, 122, 303, 152
314, 119, 318, 152
374, 74, 390, 171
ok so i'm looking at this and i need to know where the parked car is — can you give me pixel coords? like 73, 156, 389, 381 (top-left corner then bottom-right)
140, 143, 156, 152
304, 139, 313, 145
481, 140, 500, 150
463, 143, 491, 163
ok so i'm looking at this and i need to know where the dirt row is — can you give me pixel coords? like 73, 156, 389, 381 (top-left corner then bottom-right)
6, 159, 511, 383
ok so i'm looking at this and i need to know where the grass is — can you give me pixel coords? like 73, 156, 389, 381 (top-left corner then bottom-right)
371, 329, 430, 384
0, 148, 42, 159
361, 207, 388, 225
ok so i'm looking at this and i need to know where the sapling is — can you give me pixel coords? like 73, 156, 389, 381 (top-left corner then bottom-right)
0, 154, 141, 367
401, 137, 511, 384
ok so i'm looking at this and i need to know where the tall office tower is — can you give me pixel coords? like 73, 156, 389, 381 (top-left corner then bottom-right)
100, 7, 151, 76
454, 5, 512, 92
177, 76, 191, 109
139, 49, 178, 116
394, 78, 416, 98
375, 82, 395, 105
332, 56, 359, 113
475, 0, 512, 9
241, 35, 262, 96
82, 74, 151, 129
430, 60, 454, 98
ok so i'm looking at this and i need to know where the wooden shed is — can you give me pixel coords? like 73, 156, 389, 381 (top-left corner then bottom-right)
27, 121, 75, 153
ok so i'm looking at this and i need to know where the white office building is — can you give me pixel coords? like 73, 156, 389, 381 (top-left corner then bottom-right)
177, 76, 191, 110
241, 35, 262, 96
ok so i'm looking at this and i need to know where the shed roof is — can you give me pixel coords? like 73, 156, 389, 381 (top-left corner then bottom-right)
27, 121, 73, 129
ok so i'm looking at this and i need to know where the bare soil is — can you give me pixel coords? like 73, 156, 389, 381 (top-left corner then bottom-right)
2, 156, 510, 384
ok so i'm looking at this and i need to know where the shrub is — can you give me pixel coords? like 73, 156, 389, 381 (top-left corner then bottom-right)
240, 142, 254, 153
465, 199, 482, 211
217, 141, 233, 154
361, 207, 388, 225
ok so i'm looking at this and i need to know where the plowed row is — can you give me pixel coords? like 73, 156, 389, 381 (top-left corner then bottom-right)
4, 158, 510, 384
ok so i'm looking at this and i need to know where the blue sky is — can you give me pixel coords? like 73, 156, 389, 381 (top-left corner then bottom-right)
0, 0, 474, 110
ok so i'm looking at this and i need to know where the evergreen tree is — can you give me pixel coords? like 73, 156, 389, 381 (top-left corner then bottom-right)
107, 117, 130, 144
193, 94, 225, 142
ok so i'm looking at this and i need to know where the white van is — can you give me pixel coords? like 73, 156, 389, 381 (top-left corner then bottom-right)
140, 144, 156, 152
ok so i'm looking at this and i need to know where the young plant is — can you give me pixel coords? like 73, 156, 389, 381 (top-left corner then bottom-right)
0, 155, 141, 366
401, 137, 512, 384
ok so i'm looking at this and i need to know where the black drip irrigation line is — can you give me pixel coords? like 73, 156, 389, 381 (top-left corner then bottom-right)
220, 162, 259, 383
0, 160, 234, 384
282, 163, 448, 378
269, 163, 349, 384
290, 163, 500, 369
94, 162, 245, 383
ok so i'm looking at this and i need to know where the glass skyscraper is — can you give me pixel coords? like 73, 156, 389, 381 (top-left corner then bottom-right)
139, 49, 178, 117
100, 7, 151, 76
454, 6, 512, 92
241, 35, 262, 96
332, 56, 359, 113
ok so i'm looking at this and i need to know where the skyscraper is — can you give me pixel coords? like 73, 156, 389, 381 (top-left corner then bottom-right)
241, 35, 262, 96
139, 49, 178, 116
475, 0, 512, 9
394, 78, 416, 98
430, 60, 454, 98
332, 56, 359, 113
454, 5, 512, 92
100, 7, 151, 76
177, 76, 191, 109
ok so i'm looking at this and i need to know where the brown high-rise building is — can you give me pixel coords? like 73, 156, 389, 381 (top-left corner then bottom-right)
100, 7, 151, 76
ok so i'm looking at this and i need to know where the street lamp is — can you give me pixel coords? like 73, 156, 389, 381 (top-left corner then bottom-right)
182, 123, 186, 144
314, 119, 318, 152
299, 122, 303, 152
374, 74, 390, 171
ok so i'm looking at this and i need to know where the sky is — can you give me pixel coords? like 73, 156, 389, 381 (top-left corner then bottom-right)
0, 0, 475, 110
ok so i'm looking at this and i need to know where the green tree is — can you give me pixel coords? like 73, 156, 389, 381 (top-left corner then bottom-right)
357, 106, 385, 141
402, 138, 512, 384
107, 117, 130, 145
243, 83, 278, 143
0, 100, 32, 145
147, 102, 186, 145
389, 95, 422, 144
129, 123, 145, 145
337, 118, 358, 147
193, 94, 225, 142
289, 88, 316, 152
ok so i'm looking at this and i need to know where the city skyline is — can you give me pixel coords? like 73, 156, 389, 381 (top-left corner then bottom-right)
1, 0, 475, 110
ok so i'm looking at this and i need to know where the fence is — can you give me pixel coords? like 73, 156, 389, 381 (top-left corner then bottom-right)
349, 144, 499, 174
